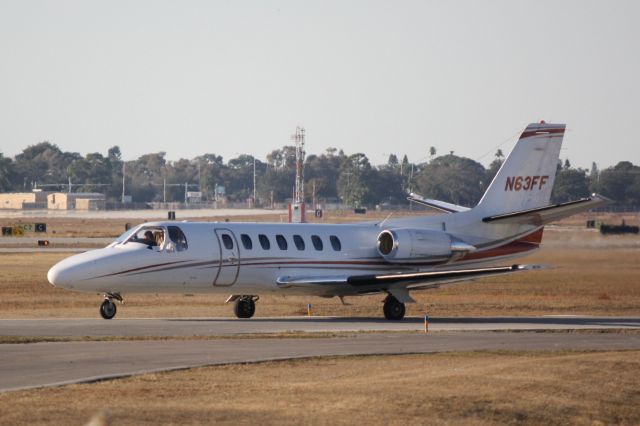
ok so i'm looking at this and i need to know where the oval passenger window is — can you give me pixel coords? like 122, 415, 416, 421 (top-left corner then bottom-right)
293, 235, 305, 250
276, 234, 288, 250
241, 234, 253, 250
330, 235, 341, 251
258, 234, 271, 250
311, 235, 323, 251
221, 234, 234, 250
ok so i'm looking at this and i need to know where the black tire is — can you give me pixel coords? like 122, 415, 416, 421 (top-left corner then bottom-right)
383, 296, 405, 320
234, 297, 256, 319
100, 299, 117, 320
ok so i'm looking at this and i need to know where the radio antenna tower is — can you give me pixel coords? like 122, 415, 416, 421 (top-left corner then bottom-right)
292, 126, 305, 204
289, 126, 306, 223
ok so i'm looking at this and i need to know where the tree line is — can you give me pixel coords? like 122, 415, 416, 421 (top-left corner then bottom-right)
0, 142, 639, 208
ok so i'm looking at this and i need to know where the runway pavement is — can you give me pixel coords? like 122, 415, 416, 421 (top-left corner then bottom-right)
1, 316, 639, 337
1, 316, 639, 392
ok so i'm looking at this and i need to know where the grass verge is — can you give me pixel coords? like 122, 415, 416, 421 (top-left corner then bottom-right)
1, 350, 639, 425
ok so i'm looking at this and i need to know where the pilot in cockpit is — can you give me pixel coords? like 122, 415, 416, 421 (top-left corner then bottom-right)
153, 230, 175, 252
155, 231, 164, 247
142, 231, 156, 248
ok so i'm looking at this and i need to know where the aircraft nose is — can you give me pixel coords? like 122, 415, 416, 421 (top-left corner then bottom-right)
47, 260, 87, 289
47, 263, 68, 288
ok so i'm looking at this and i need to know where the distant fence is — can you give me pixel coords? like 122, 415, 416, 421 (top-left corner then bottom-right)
590, 205, 640, 213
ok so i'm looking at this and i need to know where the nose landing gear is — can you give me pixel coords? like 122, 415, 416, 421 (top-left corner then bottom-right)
99, 293, 122, 320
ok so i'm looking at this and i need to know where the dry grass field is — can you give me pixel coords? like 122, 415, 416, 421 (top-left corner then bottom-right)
1, 350, 639, 425
0, 210, 638, 318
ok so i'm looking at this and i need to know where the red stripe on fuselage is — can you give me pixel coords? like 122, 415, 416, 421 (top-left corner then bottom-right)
462, 230, 542, 261
519, 128, 564, 139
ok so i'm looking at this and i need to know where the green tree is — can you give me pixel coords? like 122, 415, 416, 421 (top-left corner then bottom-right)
486, 149, 505, 183
338, 153, 376, 207
414, 154, 487, 206
0, 153, 14, 191
14, 142, 80, 189
429, 146, 436, 161
595, 161, 640, 205
551, 166, 590, 203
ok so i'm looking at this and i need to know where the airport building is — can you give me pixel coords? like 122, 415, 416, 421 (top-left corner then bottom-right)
47, 192, 106, 210
0, 191, 49, 209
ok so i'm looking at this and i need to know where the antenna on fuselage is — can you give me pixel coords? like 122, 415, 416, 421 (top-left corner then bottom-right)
377, 213, 394, 228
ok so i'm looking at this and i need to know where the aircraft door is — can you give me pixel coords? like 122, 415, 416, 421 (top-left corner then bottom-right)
213, 228, 240, 286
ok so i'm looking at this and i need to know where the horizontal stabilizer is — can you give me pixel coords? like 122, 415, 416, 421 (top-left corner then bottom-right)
407, 193, 470, 213
482, 194, 612, 225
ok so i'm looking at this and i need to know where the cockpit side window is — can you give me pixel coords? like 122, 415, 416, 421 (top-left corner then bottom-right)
167, 226, 188, 251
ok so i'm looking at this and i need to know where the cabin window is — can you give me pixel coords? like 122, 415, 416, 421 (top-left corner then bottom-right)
258, 234, 271, 250
167, 226, 188, 251
221, 234, 234, 250
276, 234, 288, 250
311, 235, 323, 251
240, 234, 253, 250
293, 235, 305, 250
330, 235, 342, 251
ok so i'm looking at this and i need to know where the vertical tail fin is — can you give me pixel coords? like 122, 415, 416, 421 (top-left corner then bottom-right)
475, 122, 565, 216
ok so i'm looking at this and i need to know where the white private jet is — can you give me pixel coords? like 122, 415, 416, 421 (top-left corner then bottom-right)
48, 122, 610, 320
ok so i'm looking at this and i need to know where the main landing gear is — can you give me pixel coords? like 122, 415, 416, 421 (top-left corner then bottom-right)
233, 295, 259, 319
100, 293, 122, 320
383, 294, 406, 320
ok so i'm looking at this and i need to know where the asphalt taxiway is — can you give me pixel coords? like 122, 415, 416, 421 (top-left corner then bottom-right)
1, 316, 639, 337
1, 316, 639, 392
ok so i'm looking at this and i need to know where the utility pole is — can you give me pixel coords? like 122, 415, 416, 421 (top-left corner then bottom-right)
121, 162, 126, 204
253, 157, 257, 207
197, 162, 201, 192
163, 178, 166, 204
312, 180, 317, 210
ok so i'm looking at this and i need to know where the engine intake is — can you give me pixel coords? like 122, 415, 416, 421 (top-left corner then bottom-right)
376, 228, 475, 263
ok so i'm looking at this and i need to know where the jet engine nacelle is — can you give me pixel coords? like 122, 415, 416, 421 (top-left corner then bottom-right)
376, 228, 475, 263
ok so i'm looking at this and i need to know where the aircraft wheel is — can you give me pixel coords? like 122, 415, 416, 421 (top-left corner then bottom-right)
383, 295, 405, 320
234, 296, 256, 319
100, 299, 117, 320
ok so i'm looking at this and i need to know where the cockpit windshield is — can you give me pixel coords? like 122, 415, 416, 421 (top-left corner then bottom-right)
110, 227, 138, 246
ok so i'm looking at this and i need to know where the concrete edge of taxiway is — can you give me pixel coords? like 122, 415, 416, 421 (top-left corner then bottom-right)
1, 351, 438, 393
4, 329, 640, 393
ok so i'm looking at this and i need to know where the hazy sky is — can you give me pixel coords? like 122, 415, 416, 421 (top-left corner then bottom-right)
1, 0, 638, 169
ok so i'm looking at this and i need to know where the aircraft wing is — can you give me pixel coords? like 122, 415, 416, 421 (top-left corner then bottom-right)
482, 194, 612, 225
276, 264, 543, 301
407, 193, 470, 213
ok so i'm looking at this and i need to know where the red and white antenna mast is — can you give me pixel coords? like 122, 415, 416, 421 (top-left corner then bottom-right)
292, 126, 305, 204
288, 126, 306, 223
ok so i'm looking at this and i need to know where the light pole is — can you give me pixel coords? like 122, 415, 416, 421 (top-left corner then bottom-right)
121, 162, 126, 204
235, 153, 258, 207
